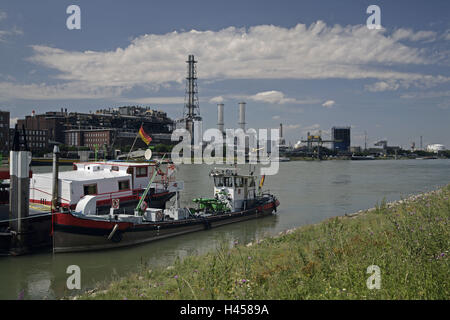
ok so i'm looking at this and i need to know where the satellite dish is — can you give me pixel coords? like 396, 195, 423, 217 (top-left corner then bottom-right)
144, 148, 152, 160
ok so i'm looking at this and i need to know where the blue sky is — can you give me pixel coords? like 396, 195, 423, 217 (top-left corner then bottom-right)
0, 0, 449, 148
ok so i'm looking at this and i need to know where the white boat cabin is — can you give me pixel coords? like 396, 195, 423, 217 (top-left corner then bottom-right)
210, 168, 258, 212
30, 161, 183, 209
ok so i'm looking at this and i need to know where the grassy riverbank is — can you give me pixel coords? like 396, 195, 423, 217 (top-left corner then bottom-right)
78, 185, 449, 300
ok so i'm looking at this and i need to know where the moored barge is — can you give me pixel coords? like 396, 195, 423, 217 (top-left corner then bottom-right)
53, 167, 279, 253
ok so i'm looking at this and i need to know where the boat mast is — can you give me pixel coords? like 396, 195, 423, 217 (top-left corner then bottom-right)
135, 154, 166, 215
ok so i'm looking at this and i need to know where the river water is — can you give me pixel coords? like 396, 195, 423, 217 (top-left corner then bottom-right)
0, 159, 449, 299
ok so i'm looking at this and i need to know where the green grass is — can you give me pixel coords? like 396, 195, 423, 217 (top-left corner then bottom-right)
78, 185, 450, 300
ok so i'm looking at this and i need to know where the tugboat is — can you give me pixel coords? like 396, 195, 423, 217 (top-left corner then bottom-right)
53, 164, 280, 253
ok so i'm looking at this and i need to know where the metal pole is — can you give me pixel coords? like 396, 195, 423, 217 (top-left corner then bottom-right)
51, 145, 60, 212
135, 154, 166, 215
364, 131, 367, 151
126, 122, 143, 161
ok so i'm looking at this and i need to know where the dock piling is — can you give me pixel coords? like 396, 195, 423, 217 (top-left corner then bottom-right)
9, 149, 32, 255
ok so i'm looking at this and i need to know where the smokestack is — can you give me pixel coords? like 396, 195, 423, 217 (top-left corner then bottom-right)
279, 123, 283, 139
217, 103, 224, 133
187, 54, 196, 118
238, 102, 246, 131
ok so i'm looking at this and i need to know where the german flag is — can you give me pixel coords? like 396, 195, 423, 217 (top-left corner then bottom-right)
138, 125, 152, 145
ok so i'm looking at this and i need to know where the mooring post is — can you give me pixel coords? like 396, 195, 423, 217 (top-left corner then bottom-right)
9, 149, 31, 255
51, 146, 60, 213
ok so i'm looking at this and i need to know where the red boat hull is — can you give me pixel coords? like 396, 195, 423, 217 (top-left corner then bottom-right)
53, 198, 280, 253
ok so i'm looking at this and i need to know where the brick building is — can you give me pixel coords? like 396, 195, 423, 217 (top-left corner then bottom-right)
16, 110, 66, 152
65, 128, 115, 149
16, 106, 175, 152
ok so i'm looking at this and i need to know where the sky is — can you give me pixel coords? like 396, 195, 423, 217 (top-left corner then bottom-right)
0, 0, 449, 149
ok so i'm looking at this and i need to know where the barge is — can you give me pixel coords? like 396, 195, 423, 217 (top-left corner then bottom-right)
53, 167, 279, 253
30, 161, 182, 211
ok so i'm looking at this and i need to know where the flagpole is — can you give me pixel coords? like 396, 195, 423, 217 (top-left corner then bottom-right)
126, 122, 144, 161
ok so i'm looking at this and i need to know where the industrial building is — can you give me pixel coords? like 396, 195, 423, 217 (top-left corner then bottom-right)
15, 106, 174, 152
332, 126, 351, 153
426, 144, 446, 153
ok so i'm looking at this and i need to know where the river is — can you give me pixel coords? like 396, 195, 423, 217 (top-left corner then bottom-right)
0, 159, 449, 299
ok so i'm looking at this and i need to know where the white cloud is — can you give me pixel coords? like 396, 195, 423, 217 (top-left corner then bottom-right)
1, 21, 446, 101
392, 28, 437, 42
249, 91, 290, 104
0, 11, 7, 22
0, 81, 125, 101
365, 76, 449, 92
300, 124, 322, 138
272, 115, 280, 120
303, 124, 320, 131
445, 30, 450, 41
284, 124, 301, 130
121, 96, 184, 105
247, 90, 319, 105
400, 90, 450, 99
0, 26, 23, 42
28, 22, 443, 89
209, 96, 224, 104
322, 100, 335, 108
365, 80, 400, 92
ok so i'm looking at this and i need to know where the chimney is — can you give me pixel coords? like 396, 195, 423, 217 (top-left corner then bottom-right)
217, 103, 224, 133
238, 102, 246, 131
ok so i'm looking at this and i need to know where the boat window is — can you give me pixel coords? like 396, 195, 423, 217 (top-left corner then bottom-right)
111, 166, 119, 171
224, 177, 233, 187
234, 177, 243, 187
214, 177, 224, 187
83, 184, 97, 195
127, 167, 134, 175
136, 166, 148, 177
249, 177, 255, 187
118, 180, 130, 191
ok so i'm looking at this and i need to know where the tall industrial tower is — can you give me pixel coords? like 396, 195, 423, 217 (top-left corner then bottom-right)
181, 54, 202, 145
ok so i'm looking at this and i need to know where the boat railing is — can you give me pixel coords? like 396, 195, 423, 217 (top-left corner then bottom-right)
259, 189, 274, 198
